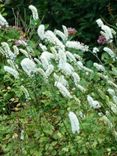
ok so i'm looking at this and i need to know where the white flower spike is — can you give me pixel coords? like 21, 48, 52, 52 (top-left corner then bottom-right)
68, 112, 80, 134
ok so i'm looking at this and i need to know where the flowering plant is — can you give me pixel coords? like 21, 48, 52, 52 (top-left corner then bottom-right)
0, 5, 117, 156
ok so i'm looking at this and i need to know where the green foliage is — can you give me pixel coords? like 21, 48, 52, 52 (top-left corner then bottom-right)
0, 4, 117, 156
4, 0, 117, 44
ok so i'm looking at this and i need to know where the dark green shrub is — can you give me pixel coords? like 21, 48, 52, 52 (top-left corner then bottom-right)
4, 0, 117, 44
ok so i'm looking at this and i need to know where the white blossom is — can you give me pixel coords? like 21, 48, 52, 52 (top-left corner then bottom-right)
7, 59, 18, 70
68, 111, 80, 134
110, 102, 117, 114
62, 25, 68, 39
40, 51, 54, 70
50, 47, 58, 60
66, 51, 76, 62
107, 88, 115, 96
20, 130, 24, 140
66, 41, 89, 52
87, 95, 101, 109
0, 14, 9, 27
34, 58, 41, 65
100, 115, 113, 128
19, 49, 29, 58
113, 96, 117, 104
0, 47, 5, 55
96, 18, 113, 42
44, 30, 65, 50
59, 62, 74, 76
54, 73, 69, 87
13, 45, 19, 56
54, 29, 67, 42
39, 43, 47, 51
103, 47, 115, 59
77, 85, 86, 92
55, 81, 72, 98
45, 64, 54, 77
96, 19, 104, 27
29, 5, 39, 20
1, 42, 16, 60
93, 63, 105, 72
21, 85, 30, 100
92, 47, 99, 54
58, 49, 67, 66
72, 72, 80, 86
83, 66, 93, 73
37, 25, 45, 40
21, 58, 36, 76
101, 25, 113, 42
36, 68, 48, 81
4, 66, 19, 79
77, 61, 84, 70
74, 54, 82, 61
107, 80, 117, 89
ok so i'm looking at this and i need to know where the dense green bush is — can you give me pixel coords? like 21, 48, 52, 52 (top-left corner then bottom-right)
0, 5, 117, 155
3, 0, 117, 44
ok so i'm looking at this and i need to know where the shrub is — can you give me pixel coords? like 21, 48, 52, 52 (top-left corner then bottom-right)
0, 5, 117, 156
4, 0, 117, 44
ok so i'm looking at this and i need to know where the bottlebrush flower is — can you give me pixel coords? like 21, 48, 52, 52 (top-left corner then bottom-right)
1, 42, 16, 60
44, 30, 65, 50
36, 68, 48, 81
92, 47, 99, 54
110, 102, 117, 114
34, 58, 41, 65
87, 95, 101, 109
107, 80, 117, 89
72, 72, 80, 86
37, 25, 45, 40
66, 51, 76, 63
21, 85, 30, 100
4, 66, 19, 79
50, 47, 58, 60
19, 49, 29, 58
21, 58, 36, 76
40, 51, 54, 70
0, 14, 9, 27
39, 43, 47, 51
68, 111, 80, 134
66, 41, 89, 52
54, 73, 69, 87
77, 85, 86, 92
103, 47, 115, 59
62, 25, 68, 39
45, 64, 54, 77
113, 96, 117, 104
74, 54, 82, 61
58, 49, 67, 66
54, 29, 67, 42
100, 26, 113, 42
93, 63, 105, 72
96, 18, 104, 27
15, 39, 27, 46
13, 45, 19, 56
55, 81, 72, 98
59, 62, 74, 76
29, 5, 39, 20
100, 115, 113, 128
77, 61, 84, 70
107, 88, 115, 96
7, 59, 18, 70
96, 18, 113, 43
